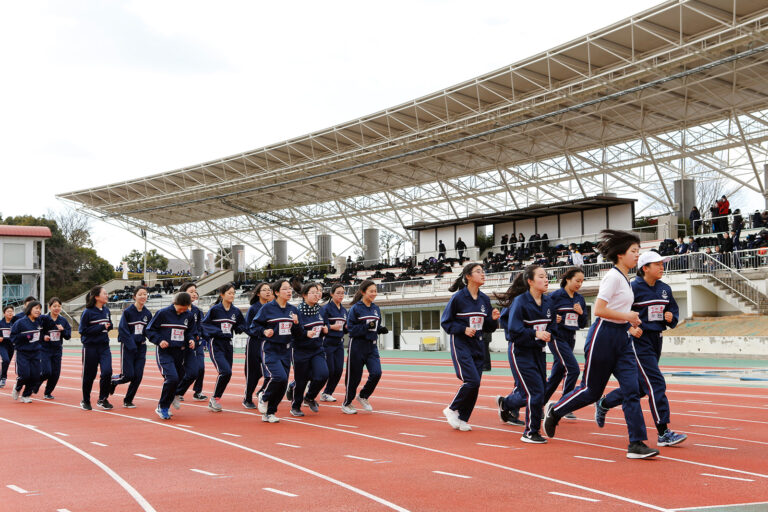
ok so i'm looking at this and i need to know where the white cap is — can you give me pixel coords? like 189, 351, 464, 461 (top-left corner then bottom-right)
638, 251, 671, 268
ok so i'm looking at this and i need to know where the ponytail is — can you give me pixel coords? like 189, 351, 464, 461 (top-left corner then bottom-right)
249, 282, 270, 305
352, 280, 376, 304
85, 286, 104, 308
495, 265, 540, 307
448, 263, 482, 292
214, 282, 235, 305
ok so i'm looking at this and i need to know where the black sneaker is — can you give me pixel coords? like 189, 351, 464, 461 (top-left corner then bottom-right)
595, 396, 609, 428
289, 408, 304, 417
303, 398, 319, 413
242, 400, 256, 410
521, 432, 548, 444
543, 402, 560, 438
508, 406, 524, 426
109, 380, 117, 396
43, 394, 55, 400
97, 399, 114, 410
286, 381, 295, 402
124, 402, 136, 408
0, 378, 6, 388
497, 395, 513, 424
193, 392, 208, 401
627, 441, 659, 459
81, 400, 92, 411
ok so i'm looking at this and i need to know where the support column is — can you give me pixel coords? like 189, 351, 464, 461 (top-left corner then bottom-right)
364, 229, 379, 264
316, 234, 332, 264
673, 178, 696, 217
191, 249, 205, 277
273, 240, 288, 266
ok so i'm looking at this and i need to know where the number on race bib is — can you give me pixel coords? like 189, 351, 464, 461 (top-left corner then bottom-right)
469, 316, 484, 330
2, 329, 10, 337
564, 313, 578, 327
648, 305, 665, 322
309, 326, 322, 338
49, 331, 61, 342
171, 328, 185, 342
134, 324, 144, 335
533, 324, 547, 332
31, 331, 40, 342
221, 322, 232, 335
279, 322, 292, 336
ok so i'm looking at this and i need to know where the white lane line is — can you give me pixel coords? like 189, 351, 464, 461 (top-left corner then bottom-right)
701, 473, 754, 482
91, 442, 108, 447
477, 443, 509, 448
432, 470, 471, 479
574, 456, 615, 463
221, 432, 241, 437
345, 455, 376, 462
549, 491, 600, 502
276, 442, 301, 448
694, 443, 737, 450
590, 432, 623, 438
57, 509, 73, 512
190, 469, 219, 476
336, 424, 358, 429
263, 487, 298, 497
7, 484, 30, 494
175, 424, 193, 428
134, 453, 156, 460
398, 433, 426, 438
689, 425, 729, 430
54, 432, 69, 437
687, 411, 716, 414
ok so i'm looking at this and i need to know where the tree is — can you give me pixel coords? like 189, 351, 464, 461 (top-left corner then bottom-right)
379, 231, 405, 264
121, 249, 169, 272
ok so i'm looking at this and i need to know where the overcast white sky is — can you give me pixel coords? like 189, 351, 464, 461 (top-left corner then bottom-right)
1, 0, 702, 266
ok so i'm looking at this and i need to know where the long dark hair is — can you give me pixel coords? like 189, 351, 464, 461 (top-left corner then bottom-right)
270, 279, 289, 296
249, 282, 271, 305
85, 286, 105, 308
495, 265, 541, 308
326, 283, 344, 304
448, 262, 483, 292
179, 281, 196, 293
214, 282, 235, 305
133, 285, 148, 297
352, 280, 376, 304
24, 300, 42, 317
597, 229, 640, 264
560, 267, 584, 288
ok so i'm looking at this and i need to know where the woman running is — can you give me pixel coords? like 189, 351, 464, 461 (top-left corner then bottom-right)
441, 263, 500, 431
38, 297, 72, 400
289, 282, 329, 416
174, 282, 206, 404
597, 251, 687, 447
79, 286, 114, 411
544, 229, 659, 459
243, 282, 272, 409
202, 283, 248, 412
495, 265, 553, 443
320, 283, 347, 402
252, 279, 300, 423
110, 287, 152, 408
542, 268, 587, 414
9, 300, 43, 403
342, 280, 388, 414
0, 305, 15, 389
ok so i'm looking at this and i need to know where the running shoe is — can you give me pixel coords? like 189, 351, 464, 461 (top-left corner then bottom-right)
543, 402, 560, 438
43, 394, 55, 400
521, 432, 547, 444
356, 396, 373, 411
12, 387, 19, 400
320, 393, 337, 402
155, 407, 171, 420
0, 378, 6, 388
257, 394, 268, 413
341, 404, 357, 415
564, 412, 577, 420
286, 381, 295, 402
193, 392, 208, 401
657, 429, 687, 447
262, 413, 280, 423
172, 395, 182, 410
290, 408, 305, 417
208, 397, 223, 412
97, 399, 114, 410
443, 407, 461, 429
627, 441, 659, 459
303, 398, 319, 413
242, 400, 256, 410
595, 396, 609, 428
458, 421, 472, 432
20, 396, 32, 403
124, 402, 136, 408
81, 400, 92, 411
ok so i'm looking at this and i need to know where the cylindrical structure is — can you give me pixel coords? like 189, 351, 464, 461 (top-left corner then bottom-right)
191, 249, 205, 277
674, 178, 696, 217
206, 253, 215, 273
764, 164, 768, 210
273, 240, 288, 266
316, 234, 332, 263
363, 228, 379, 264
231, 244, 245, 273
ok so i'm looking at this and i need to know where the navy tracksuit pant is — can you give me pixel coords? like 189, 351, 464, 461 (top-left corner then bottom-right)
38, 347, 63, 395
323, 340, 344, 396
176, 345, 203, 398
261, 342, 290, 415
155, 346, 184, 409
209, 339, 233, 399
0, 342, 14, 380
553, 319, 647, 442
193, 341, 207, 394
292, 347, 329, 409
112, 343, 147, 403
15, 349, 41, 397
343, 338, 382, 407
82, 343, 113, 402
244, 338, 263, 402
447, 335, 484, 422
603, 331, 670, 425
543, 333, 580, 403
503, 343, 547, 435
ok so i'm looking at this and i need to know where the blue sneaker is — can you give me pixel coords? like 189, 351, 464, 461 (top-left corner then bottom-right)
155, 407, 171, 420
595, 396, 608, 428
658, 429, 687, 447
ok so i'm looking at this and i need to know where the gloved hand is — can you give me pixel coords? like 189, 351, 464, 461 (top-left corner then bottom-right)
377, 326, 389, 335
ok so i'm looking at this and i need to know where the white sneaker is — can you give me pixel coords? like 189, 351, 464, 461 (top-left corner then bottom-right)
356, 395, 373, 411
20, 396, 32, 403
257, 394, 268, 414
458, 421, 472, 432
341, 404, 357, 414
443, 407, 461, 429
208, 397, 222, 412
12, 387, 19, 400
261, 413, 280, 423
320, 393, 337, 402
172, 395, 182, 410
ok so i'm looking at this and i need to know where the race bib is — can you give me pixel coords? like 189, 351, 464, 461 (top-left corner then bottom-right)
368, 320, 378, 332
171, 328, 185, 342
49, 330, 61, 342
564, 313, 578, 327
221, 322, 232, 335
134, 324, 144, 335
469, 316, 484, 330
1, 328, 10, 337
533, 323, 547, 332
648, 305, 664, 322
31, 331, 40, 342
279, 321, 292, 336
334, 321, 344, 329
309, 326, 322, 338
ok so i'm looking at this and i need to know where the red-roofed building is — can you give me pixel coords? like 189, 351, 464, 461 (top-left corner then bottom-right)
1, 225, 51, 308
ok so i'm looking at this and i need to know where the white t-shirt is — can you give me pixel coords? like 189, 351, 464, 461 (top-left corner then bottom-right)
571, 251, 584, 266
596, 267, 634, 324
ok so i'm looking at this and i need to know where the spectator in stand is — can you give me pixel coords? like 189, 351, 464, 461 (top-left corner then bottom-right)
438, 240, 447, 261
721, 232, 734, 253
687, 236, 699, 253
717, 195, 730, 233
708, 204, 718, 233
675, 237, 689, 255
762, 211, 768, 228
732, 209, 744, 248
456, 237, 467, 261
753, 210, 763, 229
500, 234, 509, 255
689, 206, 701, 235
569, 244, 583, 267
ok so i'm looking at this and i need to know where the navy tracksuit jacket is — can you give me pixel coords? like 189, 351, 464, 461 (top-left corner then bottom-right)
146, 305, 194, 409
202, 303, 247, 399
291, 303, 330, 410
321, 301, 347, 396
112, 304, 152, 403
543, 288, 588, 403
10, 316, 42, 397
79, 306, 113, 402
243, 301, 266, 403
0, 318, 14, 380
38, 314, 71, 395
176, 304, 204, 398
344, 301, 385, 407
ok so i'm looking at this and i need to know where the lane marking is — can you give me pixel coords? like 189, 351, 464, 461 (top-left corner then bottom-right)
54, 432, 69, 437
694, 444, 737, 450
263, 488, 298, 497
221, 432, 241, 437
134, 454, 156, 460
345, 455, 376, 462
590, 432, 623, 438
90, 442, 108, 447
190, 469, 218, 476
689, 425, 729, 430
687, 410, 716, 414
7, 484, 30, 494
276, 443, 301, 448
673, 501, 768, 511
432, 470, 471, 479
398, 433, 426, 438
549, 491, 600, 502
57, 509, 73, 512
175, 424, 192, 428
701, 473, 754, 482
336, 424, 358, 429
477, 443, 509, 448
574, 455, 614, 463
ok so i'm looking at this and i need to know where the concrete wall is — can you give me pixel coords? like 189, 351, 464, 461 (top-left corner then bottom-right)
420, 229, 436, 252
456, 223, 475, 247
537, 215, 559, 238
560, 212, 582, 237
494, 221, 516, 245
516, 218, 535, 238
583, 208, 607, 233
608, 204, 633, 230
436, 227, 454, 250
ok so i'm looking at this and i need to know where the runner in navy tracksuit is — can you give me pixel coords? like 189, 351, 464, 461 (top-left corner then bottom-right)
38, 298, 72, 399
600, 251, 687, 447
242, 282, 273, 409
175, 282, 207, 403
542, 268, 588, 411
0, 305, 16, 388
495, 266, 554, 443
320, 284, 347, 402
251, 279, 301, 423
110, 287, 151, 408
290, 282, 330, 416
544, 229, 659, 459
146, 293, 195, 420
202, 283, 248, 412
342, 280, 388, 414
441, 263, 500, 431
12, 296, 36, 323
9, 301, 43, 402
79, 286, 114, 411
